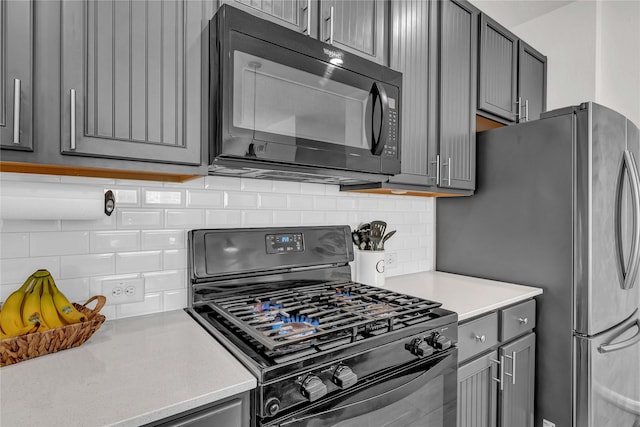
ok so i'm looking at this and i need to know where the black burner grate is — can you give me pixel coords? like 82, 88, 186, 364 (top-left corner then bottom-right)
207, 281, 442, 350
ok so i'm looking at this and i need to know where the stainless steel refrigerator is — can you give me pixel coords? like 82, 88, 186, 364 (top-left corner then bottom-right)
437, 102, 640, 427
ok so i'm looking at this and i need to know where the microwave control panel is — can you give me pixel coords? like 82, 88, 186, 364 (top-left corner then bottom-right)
383, 98, 398, 158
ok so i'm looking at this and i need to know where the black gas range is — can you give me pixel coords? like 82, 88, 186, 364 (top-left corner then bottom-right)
187, 226, 458, 427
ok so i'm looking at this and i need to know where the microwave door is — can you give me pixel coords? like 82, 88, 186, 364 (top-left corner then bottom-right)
221, 30, 398, 174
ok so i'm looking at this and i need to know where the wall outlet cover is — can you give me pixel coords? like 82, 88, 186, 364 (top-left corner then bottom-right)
102, 277, 145, 305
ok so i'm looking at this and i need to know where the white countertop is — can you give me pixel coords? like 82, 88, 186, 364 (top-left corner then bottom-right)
385, 271, 543, 321
0, 310, 256, 427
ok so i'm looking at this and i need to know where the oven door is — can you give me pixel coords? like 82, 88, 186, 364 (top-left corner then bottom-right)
263, 349, 457, 427
217, 26, 400, 175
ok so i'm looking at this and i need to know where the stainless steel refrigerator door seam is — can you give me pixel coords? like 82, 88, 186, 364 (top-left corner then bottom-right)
13, 79, 21, 144
598, 318, 640, 353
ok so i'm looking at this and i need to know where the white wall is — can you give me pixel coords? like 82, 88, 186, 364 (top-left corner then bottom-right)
496, 0, 640, 127
0, 172, 435, 320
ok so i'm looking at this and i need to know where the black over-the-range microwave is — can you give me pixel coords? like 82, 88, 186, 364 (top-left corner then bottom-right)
208, 5, 402, 185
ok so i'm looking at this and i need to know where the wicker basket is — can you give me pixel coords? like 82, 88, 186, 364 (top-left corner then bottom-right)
0, 295, 107, 367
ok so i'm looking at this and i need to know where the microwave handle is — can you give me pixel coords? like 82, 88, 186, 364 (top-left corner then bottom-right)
370, 82, 389, 155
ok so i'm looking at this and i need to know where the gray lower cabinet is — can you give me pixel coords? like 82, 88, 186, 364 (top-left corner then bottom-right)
220, 0, 387, 64
457, 300, 536, 427
0, 0, 33, 151
387, 0, 477, 193
144, 392, 250, 427
478, 13, 546, 124
60, 0, 202, 165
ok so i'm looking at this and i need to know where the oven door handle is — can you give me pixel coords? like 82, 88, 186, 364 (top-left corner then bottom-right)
278, 352, 456, 426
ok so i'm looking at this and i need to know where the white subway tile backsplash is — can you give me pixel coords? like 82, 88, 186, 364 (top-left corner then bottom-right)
224, 191, 258, 209
206, 209, 242, 227
116, 251, 162, 274
116, 292, 163, 318
91, 231, 140, 253
142, 270, 185, 292
163, 249, 187, 270
0, 233, 29, 259
141, 230, 185, 250
241, 178, 273, 192
112, 188, 140, 206
186, 190, 223, 208
61, 215, 116, 231
60, 253, 115, 279
60, 175, 116, 185
164, 289, 187, 311
273, 210, 301, 225
0, 172, 61, 183
205, 175, 242, 191
143, 189, 184, 207
243, 210, 273, 226
258, 193, 288, 209
118, 209, 164, 229
1, 173, 435, 321
166, 209, 205, 228
288, 195, 314, 210
0, 219, 60, 233
0, 256, 60, 285
30, 231, 90, 256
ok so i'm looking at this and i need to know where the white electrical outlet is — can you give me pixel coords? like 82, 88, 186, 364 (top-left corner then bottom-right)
385, 252, 398, 269
542, 420, 556, 427
102, 278, 145, 305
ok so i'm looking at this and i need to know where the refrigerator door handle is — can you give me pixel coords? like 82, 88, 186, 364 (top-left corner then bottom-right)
598, 318, 640, 354
615, 150, 640, 290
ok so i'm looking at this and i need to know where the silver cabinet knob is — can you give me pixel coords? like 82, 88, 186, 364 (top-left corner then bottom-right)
518, 317, 528, 325
475, 335, 486, 343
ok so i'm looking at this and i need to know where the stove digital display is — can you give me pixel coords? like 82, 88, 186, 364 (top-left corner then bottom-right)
266, 233, 304, 254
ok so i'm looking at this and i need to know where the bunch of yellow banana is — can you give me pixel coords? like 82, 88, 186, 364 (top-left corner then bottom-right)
0, 269, 87, 340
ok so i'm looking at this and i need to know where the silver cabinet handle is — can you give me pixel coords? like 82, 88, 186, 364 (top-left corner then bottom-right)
440, 157, 452, 185
491, 357, 504, 391
324, 6, 334, 44
515, 97, 522, 121
518, 317, 529, 325
431, 155, 441, 186
13, 79, 21, 144
302, 0, 311, 35
70, 89, 76, 150
525, 99, 529, 121
475, 335, 486, 343
503, 352, 516, 385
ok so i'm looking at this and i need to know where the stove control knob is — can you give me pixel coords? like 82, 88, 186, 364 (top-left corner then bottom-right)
332, 365, 358, 389
301, 375, 328, 402
405, 337, 433, 357
428, 332, 452, 350
264, 397, 281, 417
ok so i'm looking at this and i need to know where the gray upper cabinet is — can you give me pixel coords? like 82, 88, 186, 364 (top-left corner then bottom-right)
518, 40, 547, 122
0, 0, 33, 151
220, 0, 387, 64
478, 13, 547, 124
387, 0, 437, 187
60, 0, 202, 165
439, 0, 477, 191
386, 0, 477, 193
478, 13, 518, 122
319, 0, 386, 64
219, 0, 315, 36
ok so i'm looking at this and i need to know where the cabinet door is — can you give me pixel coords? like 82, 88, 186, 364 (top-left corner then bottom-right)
0, 0, 33, 151
319, 0, 386, 64
458, 350, 499, 427
60, 0, 202, 165
478, 14, 518, 122
499, 332, 535, 427
439, 0, 477, 191
518, 40, 547, 122
219, 0, 315, 37
387, 0, 437, 186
